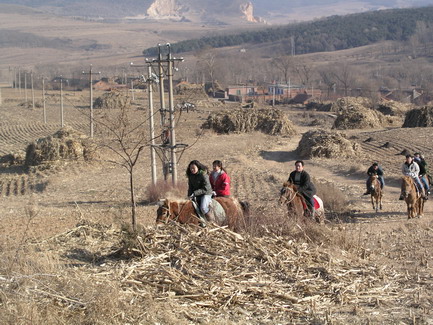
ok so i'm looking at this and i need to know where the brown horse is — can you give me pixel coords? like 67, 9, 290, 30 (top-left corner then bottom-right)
279, 181, 325, 224
368, 175, 383, 212
156, 196, 249, 231
401, 176, 424, 219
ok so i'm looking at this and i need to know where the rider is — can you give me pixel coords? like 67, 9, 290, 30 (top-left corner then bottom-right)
186, 160, 214, 221
363, 162, 384, 195
400, 154, 426, 200
414, 152, 430, 197
209, 160, 231, 197
288, 160, 317, 215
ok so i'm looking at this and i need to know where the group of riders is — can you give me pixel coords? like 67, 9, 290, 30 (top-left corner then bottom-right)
363, 152, 430, 200
187, 159, 317, 221
188, 152, 430, 223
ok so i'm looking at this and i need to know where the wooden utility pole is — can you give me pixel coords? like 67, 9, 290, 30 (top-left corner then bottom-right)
82, 65, 100, 138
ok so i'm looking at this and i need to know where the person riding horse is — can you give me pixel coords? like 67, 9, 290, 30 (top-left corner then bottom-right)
414, 152, 430, 197
363, 162, 384, 195
288, 160, 316, 215
186, 160, 214, 222
400, 154, 427, 200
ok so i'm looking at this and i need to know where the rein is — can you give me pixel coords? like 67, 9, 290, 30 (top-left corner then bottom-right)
282, 187, 298, 205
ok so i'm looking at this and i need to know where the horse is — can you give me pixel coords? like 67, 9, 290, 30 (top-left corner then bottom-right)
401, 176, 424, 219
156, 196, 249, 231
279, 182, 325, 224
368, 174, 383, 212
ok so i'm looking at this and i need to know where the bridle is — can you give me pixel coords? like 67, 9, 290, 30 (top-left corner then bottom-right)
158, 200, 198, 224
280, 186, 298, 205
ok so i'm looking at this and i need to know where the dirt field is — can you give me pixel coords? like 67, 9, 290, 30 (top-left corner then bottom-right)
0, 85, 432, 324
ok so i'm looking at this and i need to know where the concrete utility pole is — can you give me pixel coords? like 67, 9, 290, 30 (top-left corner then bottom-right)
82, 65, 100, 138
166, 44, 177, 184
18, 67, 21, 95
145, 44, 185, 185
31, 71, 35, 110
59, 76, 64, 127
24, 72, 28, 103
148, 65, 157, 185
42, 77, 47, 124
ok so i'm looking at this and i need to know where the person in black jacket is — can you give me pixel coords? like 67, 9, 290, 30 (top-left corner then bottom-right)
414, 153, 430, 196
363, 162, 384, 195
288, 160, 316, 214
186, 160, 213, 220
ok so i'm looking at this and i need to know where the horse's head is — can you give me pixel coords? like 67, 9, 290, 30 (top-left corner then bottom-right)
368, 174, 379, 192
279, 181, 297, 205
401, 176, 415, 198
156, 199, 173, 224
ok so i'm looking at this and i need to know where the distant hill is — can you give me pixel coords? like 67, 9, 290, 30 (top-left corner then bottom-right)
143, 6, 433, 56
1, 0, 433, 24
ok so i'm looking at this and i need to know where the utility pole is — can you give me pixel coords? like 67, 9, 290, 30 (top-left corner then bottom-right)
148, 65, 157, 185
59, 76, 64, 127
166, 44, 177, 184
31, 71, 35, 110
130, 80, 135, 101
42, 77, 47, 124
82, 65, 100, 138
131, 61, 158, 185
145, 44, 185, 185
24, 72, 28, 103
18, 67, 21, 96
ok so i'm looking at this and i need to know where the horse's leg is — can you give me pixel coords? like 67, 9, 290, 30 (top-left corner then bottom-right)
370, 194, 375, 211
379, 192, 383, 210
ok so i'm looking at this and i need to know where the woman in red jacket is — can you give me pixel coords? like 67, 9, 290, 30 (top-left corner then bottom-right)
209, 160, 231, 197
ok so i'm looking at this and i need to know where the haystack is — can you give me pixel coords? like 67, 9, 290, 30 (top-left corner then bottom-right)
306, 100, 333, 111
203, 108, 297, 136
402, 106, 433, 127
175, 82, 207, 100
377, 100, 413, 116
330, 97, 372, 113
93, 91, 131, 109
25, 126, 96, 166
296, 129, 361, 159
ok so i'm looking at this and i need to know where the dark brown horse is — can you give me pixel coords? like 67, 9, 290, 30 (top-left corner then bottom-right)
401, 176, 424, 219
279, 181, 325, 224
368, 175, 383, 212
156, 196, 249, 231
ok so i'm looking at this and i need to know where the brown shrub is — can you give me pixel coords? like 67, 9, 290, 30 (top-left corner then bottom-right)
315, 180, 350, 215
93, 90, 131, 109
144, 180, 188, 202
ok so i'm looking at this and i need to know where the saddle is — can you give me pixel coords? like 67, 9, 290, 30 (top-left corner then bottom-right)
191, 199, 226, 226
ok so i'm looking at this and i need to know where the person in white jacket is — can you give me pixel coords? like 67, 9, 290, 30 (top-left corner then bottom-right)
400, 154, 427, 200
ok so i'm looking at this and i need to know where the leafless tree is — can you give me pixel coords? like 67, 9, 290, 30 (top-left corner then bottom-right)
95, 105, 150, 231
293, 59, 313, 86
272, 55, 292, 84
332, 63, 355, 96
196, 48, 218, 96
318, 69, 336, 97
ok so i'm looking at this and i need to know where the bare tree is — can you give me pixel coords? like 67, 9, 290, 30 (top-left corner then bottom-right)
272, 56, 292, 84
196, 48, 218, 96
95, 105, 150, 231
332, 63, 355, 96
318, 69, 336, 97
293, 59, 313, 86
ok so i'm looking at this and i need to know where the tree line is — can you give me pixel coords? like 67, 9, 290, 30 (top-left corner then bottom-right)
143, 6, 433, 56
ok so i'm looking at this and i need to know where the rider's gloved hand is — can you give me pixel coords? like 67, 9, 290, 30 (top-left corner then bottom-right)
212, 191, 216, 197
189, 193, 195, 199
